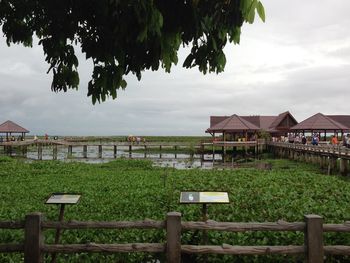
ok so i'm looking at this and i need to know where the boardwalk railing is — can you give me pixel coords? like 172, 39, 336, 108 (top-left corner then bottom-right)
269, 142, 350, 159
2, 212, 350, 262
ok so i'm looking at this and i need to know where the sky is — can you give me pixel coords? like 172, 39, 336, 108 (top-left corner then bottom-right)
1, 0, 350, 136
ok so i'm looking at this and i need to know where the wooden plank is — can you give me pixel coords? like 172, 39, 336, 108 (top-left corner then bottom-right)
0, 244, 24, 252
181, 220, 305, 232
181, 245, 304, 255
0, 221, 24, 229
324, 245, 350, 255
42, 220, 165, 230
324, 223, 350, 232
42, 243, 164, 253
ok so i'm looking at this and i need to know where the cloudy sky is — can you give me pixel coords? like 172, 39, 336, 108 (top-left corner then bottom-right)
1, 0, 350, 136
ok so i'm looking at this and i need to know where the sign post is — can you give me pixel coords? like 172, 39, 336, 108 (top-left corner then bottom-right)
180, 191, 229, 243
45, 193, 81, 263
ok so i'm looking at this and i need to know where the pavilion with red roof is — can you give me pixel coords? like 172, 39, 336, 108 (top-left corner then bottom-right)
206, 111, 298, 141
290, 113, 349, 141
0, 120, 29, 141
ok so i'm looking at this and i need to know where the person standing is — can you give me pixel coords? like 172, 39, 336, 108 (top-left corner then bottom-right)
301, 136, 307, 145
311, 134, 319, 146
342, 134, 347, 147
331, 135, 338, 145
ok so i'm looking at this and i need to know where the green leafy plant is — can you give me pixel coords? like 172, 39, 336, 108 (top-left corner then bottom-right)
1, 158, 349, 262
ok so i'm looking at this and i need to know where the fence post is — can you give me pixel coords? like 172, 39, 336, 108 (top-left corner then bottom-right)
166, 212, 182, 263
304, 214, 323, 263
25, 212, 43, 263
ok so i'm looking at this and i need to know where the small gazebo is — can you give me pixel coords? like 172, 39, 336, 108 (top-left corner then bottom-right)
206, 114, 260, 141
290, 113, 348, 141
0, 120, 29, 141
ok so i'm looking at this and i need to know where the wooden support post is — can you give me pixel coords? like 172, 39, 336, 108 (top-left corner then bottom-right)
7, 146, 12, 155
22, 145, 27, 157
304, 215, 323, 263
114, 145, 117, 158
68, 145, 72, 158
129, 145, 132, 157
311, 155, 317, 164
212, 143, 215, 163
340, 158, 348, 176
51, 204, 65, 263
160, 145, 162, 151
24, 212, 43, 263
38, 144, 42, 160
53, 145, 57, 160
174, 146, 177, 159
98, 145, 102, 158
166, 212, 181, 263
319, 156, 324, 169
81, 145, 86, 158
330, 157, 337, 175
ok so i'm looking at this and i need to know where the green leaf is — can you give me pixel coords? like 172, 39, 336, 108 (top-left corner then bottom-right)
247, 0, 258, 24
120, 79, 127, 89
257, 1, 266, 22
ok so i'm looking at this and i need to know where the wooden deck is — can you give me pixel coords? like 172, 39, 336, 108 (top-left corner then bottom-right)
202, 141, 264, 147
0, 140, 264, 149
269, 142, 350, 159
0, 140, 266, 161
269, 142, 350, 176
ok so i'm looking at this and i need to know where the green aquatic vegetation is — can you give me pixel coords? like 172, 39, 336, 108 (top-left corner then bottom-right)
1, 157, 350, 262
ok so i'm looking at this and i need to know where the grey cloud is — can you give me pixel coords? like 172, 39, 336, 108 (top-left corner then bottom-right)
328, 46, 350, 60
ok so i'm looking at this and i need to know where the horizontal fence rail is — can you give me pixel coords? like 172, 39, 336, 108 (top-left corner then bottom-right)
181, 245, 305, 255
42, 243, 165, 253
42, 219, 165, 230
2, 212, 350, 262
181, 220, 305, 231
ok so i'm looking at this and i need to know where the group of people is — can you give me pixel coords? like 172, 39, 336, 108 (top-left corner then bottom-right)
0, 135, 24, 142
127, 135, 146, 144
280, 133, 350, 147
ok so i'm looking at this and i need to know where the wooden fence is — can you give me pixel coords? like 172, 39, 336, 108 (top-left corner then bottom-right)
1, 212, 350, 262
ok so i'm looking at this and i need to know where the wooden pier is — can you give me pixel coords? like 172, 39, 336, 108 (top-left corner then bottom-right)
3, 140, 348, 175
0, 140, 266, 161
269, 142, 350, 176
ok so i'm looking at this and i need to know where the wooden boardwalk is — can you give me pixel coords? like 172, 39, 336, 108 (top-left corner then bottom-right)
2, 140, 348, 175
269, 142, 350, 160
0, 140, 265, 161
269, 142, 350, 175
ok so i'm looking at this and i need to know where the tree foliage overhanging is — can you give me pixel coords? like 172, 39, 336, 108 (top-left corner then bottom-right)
0, 0, 265, 103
